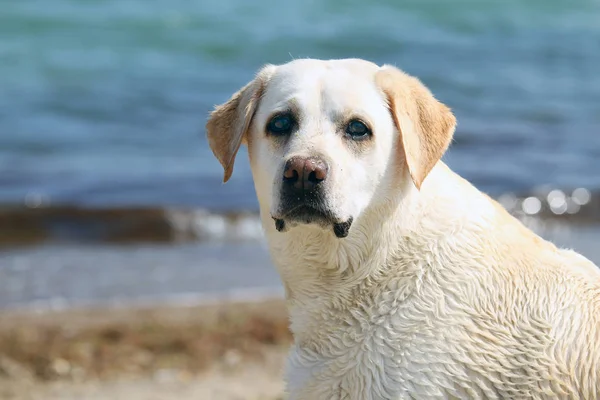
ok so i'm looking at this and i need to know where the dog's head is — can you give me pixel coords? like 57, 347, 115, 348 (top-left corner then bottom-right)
206, 59, 455, 238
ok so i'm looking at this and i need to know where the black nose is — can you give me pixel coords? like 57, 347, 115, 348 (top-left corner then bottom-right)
283, 156, 328, 193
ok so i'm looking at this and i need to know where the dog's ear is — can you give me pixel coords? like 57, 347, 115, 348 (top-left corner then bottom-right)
206, 65, 275, 183
376, 65, 456, 190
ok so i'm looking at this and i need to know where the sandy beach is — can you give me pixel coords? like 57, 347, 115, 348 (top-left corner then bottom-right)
0, 299, 290, 400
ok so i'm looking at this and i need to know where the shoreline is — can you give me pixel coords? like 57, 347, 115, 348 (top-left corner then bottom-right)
0, 286, 285, 314
2, 222, 599, 312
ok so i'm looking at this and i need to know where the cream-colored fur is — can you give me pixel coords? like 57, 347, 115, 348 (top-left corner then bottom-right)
206, 58, 600, 399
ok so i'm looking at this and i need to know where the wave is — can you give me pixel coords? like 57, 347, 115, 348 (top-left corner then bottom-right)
0, 206, 264, 246
0, 187, 597, 246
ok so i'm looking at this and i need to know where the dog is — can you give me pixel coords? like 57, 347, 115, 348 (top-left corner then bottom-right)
206, 58, 600, 399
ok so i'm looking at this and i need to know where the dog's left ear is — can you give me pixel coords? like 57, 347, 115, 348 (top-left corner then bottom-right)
206, 65, 275, 183
376, 65, 456, 190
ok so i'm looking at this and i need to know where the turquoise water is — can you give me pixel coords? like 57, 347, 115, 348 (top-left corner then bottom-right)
1, 0, 600, 209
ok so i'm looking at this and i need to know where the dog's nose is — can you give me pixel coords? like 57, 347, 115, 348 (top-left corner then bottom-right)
283, 156, 328, 192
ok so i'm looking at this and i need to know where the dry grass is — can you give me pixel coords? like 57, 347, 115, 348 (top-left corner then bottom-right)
0, 299, 291, 382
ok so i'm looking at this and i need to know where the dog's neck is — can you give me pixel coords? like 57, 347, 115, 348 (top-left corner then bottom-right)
260, 163, 499, 342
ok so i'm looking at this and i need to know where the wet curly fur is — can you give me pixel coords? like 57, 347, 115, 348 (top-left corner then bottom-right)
207, 58, 600, 399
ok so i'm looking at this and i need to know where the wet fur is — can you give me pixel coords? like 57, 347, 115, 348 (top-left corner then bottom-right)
206, 58, 600, 399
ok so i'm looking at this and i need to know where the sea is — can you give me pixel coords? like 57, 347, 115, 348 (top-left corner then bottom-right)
1, 0, 599, 310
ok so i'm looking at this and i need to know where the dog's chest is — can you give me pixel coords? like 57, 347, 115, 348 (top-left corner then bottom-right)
283, 275, 568, 400
286, 325, 453, 400
285, 284, 474, 400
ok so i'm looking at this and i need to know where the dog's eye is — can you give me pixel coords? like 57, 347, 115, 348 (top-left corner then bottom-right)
346, 120, 371, 139
267, 114, 294, 135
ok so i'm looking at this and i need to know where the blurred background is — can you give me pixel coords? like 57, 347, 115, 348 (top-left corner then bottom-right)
1, 0, 600, 338
1, 0, 600, 396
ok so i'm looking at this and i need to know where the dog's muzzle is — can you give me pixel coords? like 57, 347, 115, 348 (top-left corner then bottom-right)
272, 156, 353, 238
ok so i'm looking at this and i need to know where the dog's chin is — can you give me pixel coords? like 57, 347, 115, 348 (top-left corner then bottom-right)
272, 205, 353, 238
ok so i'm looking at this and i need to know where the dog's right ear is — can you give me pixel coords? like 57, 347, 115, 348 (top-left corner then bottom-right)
206, 65, 275, 183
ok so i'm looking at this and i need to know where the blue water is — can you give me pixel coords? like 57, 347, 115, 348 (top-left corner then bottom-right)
2, 0, 600, 309
1, 0, 599, 209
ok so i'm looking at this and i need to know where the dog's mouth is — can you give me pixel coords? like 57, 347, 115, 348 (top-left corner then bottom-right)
272, 205, 353, 238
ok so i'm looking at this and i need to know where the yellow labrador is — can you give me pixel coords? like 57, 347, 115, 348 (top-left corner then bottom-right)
206, 58, 600, 399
